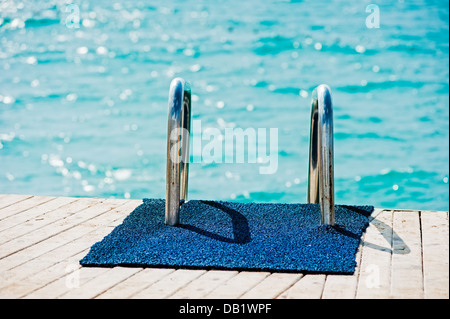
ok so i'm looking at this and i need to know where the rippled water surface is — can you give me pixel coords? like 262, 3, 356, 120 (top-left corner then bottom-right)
1, 0, 448, 210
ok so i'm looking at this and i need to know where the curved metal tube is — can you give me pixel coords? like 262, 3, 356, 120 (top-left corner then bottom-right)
165, 78, 191, 225
307, 84, 335, 225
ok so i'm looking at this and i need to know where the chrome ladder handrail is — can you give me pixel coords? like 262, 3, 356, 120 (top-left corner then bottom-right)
165, 77, 192, 226
165, 79, 333, 226
307, 84, 335, 225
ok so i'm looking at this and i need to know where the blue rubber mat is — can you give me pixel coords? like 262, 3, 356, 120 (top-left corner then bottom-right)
80, 199, 373, 274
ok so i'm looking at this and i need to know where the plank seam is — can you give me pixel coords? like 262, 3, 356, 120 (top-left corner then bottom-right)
272, 274, 303, 299
3, 201, 136, 275
163, 270, 208, 299
0, 195, 33, 211
419, 211, 426, 299
0, 196, 55, 221
236, 272, 272, 299
0, 198, 78, 239
92, 268, 147, 299
127, 269, 177, 299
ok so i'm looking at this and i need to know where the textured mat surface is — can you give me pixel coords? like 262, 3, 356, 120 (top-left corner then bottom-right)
80, 199, 374, 274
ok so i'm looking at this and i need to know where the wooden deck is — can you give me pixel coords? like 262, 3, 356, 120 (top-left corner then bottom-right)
0, 194, 447, 299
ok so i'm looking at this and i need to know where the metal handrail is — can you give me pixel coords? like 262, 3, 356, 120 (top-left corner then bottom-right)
165, 79, 333, 225
307, 84, 335, 225
165, 78, 192, 225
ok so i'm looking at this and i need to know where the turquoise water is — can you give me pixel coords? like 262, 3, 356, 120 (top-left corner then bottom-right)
0, 0, 448, 211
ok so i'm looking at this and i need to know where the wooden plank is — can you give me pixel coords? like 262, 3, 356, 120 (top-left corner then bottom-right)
390, 211, 423, 298
131, 269, 206, 299
0, 194, 33, 210
0, 198, 127, 263
3, 201, 135, 299
96, 268, 176, 299
0, 193, 447, 299
169, 270, 238, 299
0, 200, 138, 278
205, 271, 270, 299
23, 264, 110, 298
322, 275, 357, 299
15, 199, 136, 299
276, 274, 324, 299
0, 198, 94, 263
0, 196, 77, 235
322, 235, 365, 299
0, 200, 137, 277
322, 248, 361, 299
0, 200, 140, 298
371, 208, 385, 219
240, 273, 302, 299
421, 211, 449, 299
356, 210, 393, 298
0, 196, 54, 220
1, 250, 88, 299
59, 267, 142, 299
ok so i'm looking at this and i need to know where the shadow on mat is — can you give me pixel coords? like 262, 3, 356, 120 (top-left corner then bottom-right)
177, 201, 252, 244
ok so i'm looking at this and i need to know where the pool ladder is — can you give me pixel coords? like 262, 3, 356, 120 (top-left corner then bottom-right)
164, 78, 335, 226
307, 85, 335, 225
165, 78, 191, 226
